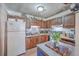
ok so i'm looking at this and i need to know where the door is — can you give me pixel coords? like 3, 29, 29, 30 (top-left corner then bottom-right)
25, 37, 31, 49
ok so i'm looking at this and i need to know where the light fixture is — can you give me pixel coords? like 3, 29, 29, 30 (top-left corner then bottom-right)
37, 6, 44, 12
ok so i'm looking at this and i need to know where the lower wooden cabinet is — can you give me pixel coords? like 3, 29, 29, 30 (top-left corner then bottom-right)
41, 35, 48, 42
30, 36, 38, 48
25, 35, 48, 49
45, 35, 48, 42
25, 37, 31, 49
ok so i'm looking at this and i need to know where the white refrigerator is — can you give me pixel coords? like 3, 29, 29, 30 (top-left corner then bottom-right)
7, 20, 26, 56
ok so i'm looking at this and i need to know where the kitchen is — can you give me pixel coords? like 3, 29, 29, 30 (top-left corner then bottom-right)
0, 3, 78, 56
25, 12, 75, 56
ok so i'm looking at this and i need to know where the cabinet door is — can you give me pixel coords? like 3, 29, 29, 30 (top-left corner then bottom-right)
25, 37, 31, 49
36, 20, 41, 27
31, 20, 42, 28
44, 21, 47, 28
45, 35, 48, 42
33, 37, 37, 47
50, 19, 54, 26
31, 20, 36, 26
41, 21, 44, 28
38, 36, 42, 43
41, 35, 48, 43
46, 21, 48, 28
30, 37, 37, 48
63, 14, 75, 28
41, 35, 45, 42
30, 37, 34, 48
39, 20, 42, 28
46, 20, 51, 28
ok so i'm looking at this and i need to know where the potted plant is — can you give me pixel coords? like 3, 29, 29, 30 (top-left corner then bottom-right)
51, 32, 61, 48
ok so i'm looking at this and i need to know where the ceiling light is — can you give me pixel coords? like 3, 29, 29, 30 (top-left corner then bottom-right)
37, 6, 44, 12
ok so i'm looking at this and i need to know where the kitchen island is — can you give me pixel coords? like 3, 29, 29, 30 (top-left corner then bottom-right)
37, 41, 75, 56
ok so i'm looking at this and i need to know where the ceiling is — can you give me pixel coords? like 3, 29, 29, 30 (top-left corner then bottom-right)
5, 3, 71, 18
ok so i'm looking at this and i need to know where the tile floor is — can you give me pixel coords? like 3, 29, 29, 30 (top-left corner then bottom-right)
21, 47, 37, 56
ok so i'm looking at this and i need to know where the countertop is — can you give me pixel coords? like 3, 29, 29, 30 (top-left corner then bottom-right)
37, 41, 75, 56
26, 33, 49, 37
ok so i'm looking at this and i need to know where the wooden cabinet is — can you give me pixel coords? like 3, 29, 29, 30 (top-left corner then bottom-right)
50, 18, 62, 25
38, 36, 42, 43
46, 20, 50, 28
49, 19, 53, 26
41, 20, 46, 28
31, 20, 47, 28
30, 37, 34, 48
63, 14, 75, 28
45, 35, 48, 41
31, 20, 37, 26
46, 14, 75, 28
41, 21, 44, 28
51, 18, 58, 25
26, 14, 75, 29
30, 36, 38, 48
25, 35, 48, 49
41, 35, 48, 42
26, 19, 47, 29
37, 20, 42, 27
41, 35, 45, 42
26, 36, 38, 49
46, 18, 62, 28
46, 20, 53, 28
25, 37, 31, 49
31, 20, 46, 28
26, 19, 41, 28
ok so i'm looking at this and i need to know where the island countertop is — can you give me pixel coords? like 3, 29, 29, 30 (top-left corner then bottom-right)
37, 41, 75, 56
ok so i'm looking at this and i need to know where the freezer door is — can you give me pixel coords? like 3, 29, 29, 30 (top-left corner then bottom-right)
17, 21, 25, 31
7, 21, 18, 32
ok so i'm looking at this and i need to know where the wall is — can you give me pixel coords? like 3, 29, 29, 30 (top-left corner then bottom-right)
46, 9, 73, 20
75, 12, 79, 55
7, 9, 22, 16
0, 4, 7, 56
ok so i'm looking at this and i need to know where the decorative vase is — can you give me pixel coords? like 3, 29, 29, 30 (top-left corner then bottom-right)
53, 40, 59, 48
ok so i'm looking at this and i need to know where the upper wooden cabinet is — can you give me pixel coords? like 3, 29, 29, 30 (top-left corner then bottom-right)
46, 20, 51, 28
26, 14, 75, 29
26, 19, 42, 28
37, 20, 42, 27
41, 20, 46, 28
63, 14, 75, 28
31, 19, 47, 28
50, 17, 62, 26
46, 14, 75, 28
31, 19, 37, 26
